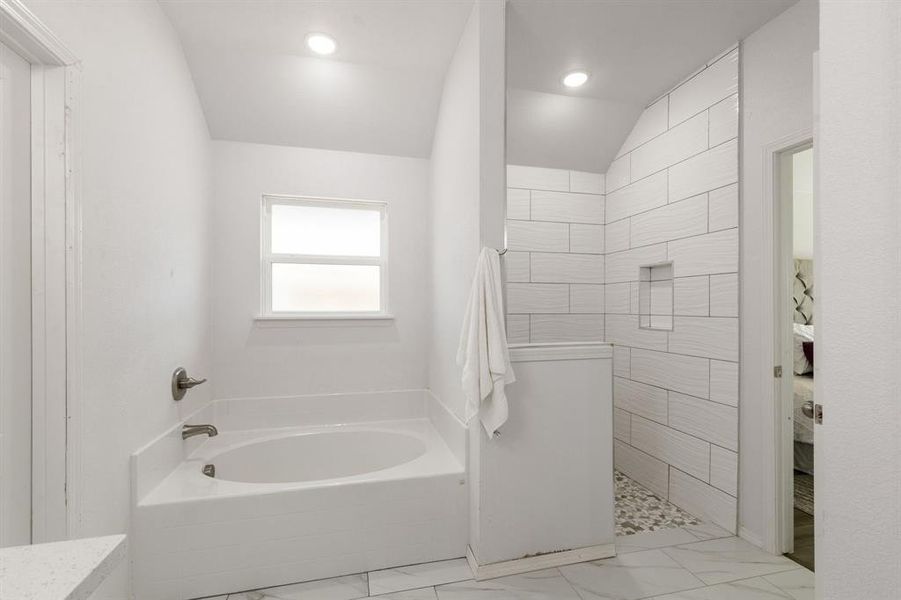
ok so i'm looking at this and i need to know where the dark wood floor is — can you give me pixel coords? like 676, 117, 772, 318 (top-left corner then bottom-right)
785, 507, 815, 571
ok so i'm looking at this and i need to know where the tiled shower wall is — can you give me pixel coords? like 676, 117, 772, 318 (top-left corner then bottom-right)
606, 47, 740, 533
503, 166, 606, 343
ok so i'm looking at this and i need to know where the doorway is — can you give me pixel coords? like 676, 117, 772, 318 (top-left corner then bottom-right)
0, 0, 79, 545
0, 38, 33, 547
775, 143, 815, 571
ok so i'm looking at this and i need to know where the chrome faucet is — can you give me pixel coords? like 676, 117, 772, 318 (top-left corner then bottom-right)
182, 424, 218, 440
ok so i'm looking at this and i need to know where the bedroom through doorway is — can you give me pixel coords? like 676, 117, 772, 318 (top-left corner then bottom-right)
777, 144, 815, 571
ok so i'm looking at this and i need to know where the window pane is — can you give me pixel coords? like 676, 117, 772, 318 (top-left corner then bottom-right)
271, 204, 381, 257
271, 263, 381, 312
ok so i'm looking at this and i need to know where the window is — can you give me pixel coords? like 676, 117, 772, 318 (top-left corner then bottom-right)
261, 195, 388, 318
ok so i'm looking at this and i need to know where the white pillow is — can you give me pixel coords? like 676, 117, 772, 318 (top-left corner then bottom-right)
793, 323, 814, 375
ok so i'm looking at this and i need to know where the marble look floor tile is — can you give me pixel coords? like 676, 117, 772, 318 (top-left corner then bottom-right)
369, 559, 472, 596
763, 569, 815, 600
681, 521, 734, 541
226, 573, 368, 600
616, 527, 700, 554
647, 576, 793, 599
662, 538, 797, 585
559, 549, 704, 600
371, 587, 439, 600
435, 569, 581, 600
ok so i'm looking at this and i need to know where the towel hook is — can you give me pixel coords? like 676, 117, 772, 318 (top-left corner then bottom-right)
497, 248, 508, 255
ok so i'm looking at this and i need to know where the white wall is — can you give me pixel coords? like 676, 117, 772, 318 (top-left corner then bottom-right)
818, 1, 901, 597
605, 48, 741, 533
211, 141, 430, 399
738, 0, 817, 550
24, 1, 212, 596
792, 148, 814, 259
428, 4, 481, 421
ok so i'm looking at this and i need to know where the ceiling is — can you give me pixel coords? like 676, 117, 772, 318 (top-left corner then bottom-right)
160, 0, 474, 158
506, 0, 798, 173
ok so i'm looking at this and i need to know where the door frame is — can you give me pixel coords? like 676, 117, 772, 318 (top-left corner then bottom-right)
773, 139, 814, 554
757, 129, 813, 555
0, 0, 80, 542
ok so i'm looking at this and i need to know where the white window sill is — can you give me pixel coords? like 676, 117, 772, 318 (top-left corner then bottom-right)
254, 314, 395, 327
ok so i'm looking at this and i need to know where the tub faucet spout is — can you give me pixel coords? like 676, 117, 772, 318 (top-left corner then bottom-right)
182, 424, 218, 440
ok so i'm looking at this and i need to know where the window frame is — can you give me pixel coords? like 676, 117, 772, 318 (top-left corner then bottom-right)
260, 194, 390, 320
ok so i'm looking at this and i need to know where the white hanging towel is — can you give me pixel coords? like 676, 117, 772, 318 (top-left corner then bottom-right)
457, 247, 515, 437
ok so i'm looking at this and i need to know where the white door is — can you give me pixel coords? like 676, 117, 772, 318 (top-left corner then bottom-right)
0, 40, 32, 547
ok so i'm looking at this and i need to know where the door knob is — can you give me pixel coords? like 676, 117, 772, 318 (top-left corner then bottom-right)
801, 400, 814, 419
172, 367, 207, 401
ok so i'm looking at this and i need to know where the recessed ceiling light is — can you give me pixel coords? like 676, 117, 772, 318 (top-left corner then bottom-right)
306, 33, 337, 56
563, 71, 589, 88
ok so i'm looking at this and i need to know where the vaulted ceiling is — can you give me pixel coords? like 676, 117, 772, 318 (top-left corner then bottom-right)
506, 0, 799, 173
161, 0, 798, 168
160, 0, 474, 158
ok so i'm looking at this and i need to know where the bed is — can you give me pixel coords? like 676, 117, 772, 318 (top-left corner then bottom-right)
792, 259, 815, 474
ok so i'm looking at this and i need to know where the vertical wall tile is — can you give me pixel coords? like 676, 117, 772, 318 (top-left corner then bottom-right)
708, 184, 738, 232
631, 415, 711, 482
601, 48, 740, 534
668, 139, 738, 202
531, 191, 604, 224
604, 282, 633, 314
605, 219, 631, 254
668, 229, 738, 277
617, 96, 669, 157
709, 274, 738, 317
605, 314, 668, 352
630, 348, 710, 399
507, 188, 530, 220
507, 220, 569, 252
614, 408, 631, 443
668, 392, 738, 451
506, 315, 530, 344
530, 314, 604, 342
710, 446, 738, 496
531, 253, 604, 284
708, 94, 739, 147
504, 170, 604, 344
507, 164, 569, 191
606, 170, 668, 222
570, 171, 605, 194
630, 112, 708, 181
673, 276, 709, 316
668, 468, 737, 533
503, 251, 530, 283
570, 224, 605, 254
668, 317, 738, 361
709, 360, 738, 407
615, 440, 669, 499
668, 49, 738, 127
615, 377, 668, 424
614, 345, 631, 378
506, 283, 569, 314
605, 243, 668, 284
570, 284, 604, 313
606, 154, 631, 192
630, 194, 708, 248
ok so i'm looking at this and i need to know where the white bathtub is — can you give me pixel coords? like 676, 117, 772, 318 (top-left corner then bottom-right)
132, 390, 468, 600
210, 429, 427, 484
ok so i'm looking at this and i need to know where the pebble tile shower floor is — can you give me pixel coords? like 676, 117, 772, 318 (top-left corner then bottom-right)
614, 470, 701, 536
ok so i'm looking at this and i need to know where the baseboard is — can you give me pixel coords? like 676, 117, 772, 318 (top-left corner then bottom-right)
738, 525, 766, 550
465, 543, 616, 581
